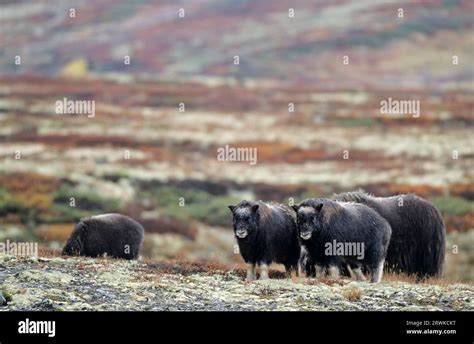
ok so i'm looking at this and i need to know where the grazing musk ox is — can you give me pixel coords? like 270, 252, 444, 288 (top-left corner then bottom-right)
332, 191, 446, 278
63, 213, 144, 260
293, 199, 392, 283
228, 200, 300, 280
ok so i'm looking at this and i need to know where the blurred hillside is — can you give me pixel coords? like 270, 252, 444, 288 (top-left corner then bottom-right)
0, 0, 473, 281
0, 0, 473, 89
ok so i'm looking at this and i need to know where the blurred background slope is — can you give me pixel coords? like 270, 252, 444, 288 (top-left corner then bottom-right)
0, 0, 472, 280
1, 0, 473, 89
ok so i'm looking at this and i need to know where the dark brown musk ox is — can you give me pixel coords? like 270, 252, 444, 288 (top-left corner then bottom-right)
293, 199, 392, 283
332, 191, 446, 278
62, 213, 144, 260
228, 200, 300, 281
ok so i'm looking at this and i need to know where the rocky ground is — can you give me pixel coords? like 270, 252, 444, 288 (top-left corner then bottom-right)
0, 255, 472, 311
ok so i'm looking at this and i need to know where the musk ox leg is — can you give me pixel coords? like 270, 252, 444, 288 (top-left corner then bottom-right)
353, 267, 366, 281
315, 265, 325, 278
346, 264, 355, 279
306, 264, 316, 277
293, 264, 300, 277
284, 265, 292, 278
301, 258, 316, 277
260, 263, 269, 279
297, 263, 302, 277
348, 262, 366, 281
328, 265, 340, 279
246, 263, 256, 281
371, 259, 385, 283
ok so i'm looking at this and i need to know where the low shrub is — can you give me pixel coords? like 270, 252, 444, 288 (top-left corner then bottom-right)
151, 186, 240, 227
430, 196, 474, 216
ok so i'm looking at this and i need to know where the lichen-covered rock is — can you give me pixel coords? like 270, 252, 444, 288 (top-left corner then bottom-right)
16, 270, 74, 284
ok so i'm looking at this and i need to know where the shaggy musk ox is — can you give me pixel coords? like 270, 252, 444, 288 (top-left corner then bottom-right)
63, 213, 144, 260
332, 191, 446, 278
228, 200, 300, 280
293, 199, 392, 283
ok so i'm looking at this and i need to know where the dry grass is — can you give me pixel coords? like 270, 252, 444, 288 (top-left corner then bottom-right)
236, 269, 289, 280
420, 276, 465, 287
37, 246, 61, 258
341, 287, 363, 301
382, 272, 464, 286
0, 172, 60, 194
140, 258, 230, 276
139, 258, 294, 280
382, 272, 419, 284
304, 277, 348, 286
130, 272, 162, 284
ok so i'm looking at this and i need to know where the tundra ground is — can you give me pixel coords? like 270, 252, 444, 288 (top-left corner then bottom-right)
1, 254, 472, 312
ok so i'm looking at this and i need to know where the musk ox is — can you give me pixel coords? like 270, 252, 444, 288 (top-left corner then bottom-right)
228, 200, 300, 280
332, 191, 446, 278
63, 213, 144, 260
293, 199, 392, 283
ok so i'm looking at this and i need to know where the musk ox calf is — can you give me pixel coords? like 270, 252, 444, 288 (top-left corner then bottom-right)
293, 199, 392, 283
228, 200, 300, 280
333, 191, 446, 278
63, 213, 144, 260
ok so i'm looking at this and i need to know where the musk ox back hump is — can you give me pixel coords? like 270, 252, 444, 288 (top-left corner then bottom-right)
62, 213, 145, 260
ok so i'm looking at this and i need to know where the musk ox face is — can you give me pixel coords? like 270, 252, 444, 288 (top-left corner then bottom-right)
292, 203, 323, 240
228, 204, 260, 239
62, 234, 82, 256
